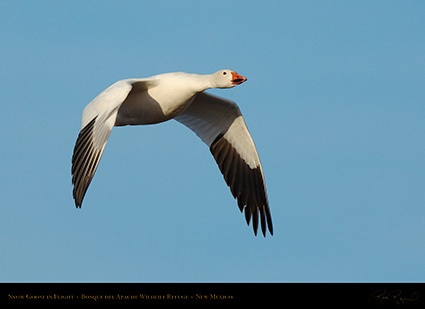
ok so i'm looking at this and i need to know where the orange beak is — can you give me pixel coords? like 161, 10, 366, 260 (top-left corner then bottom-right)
231, 72, 247, 85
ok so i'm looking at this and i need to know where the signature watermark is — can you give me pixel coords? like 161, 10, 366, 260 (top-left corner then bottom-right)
368, 289, 419, 305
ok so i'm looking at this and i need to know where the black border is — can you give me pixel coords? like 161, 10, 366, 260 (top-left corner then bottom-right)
2, 283, 425, 306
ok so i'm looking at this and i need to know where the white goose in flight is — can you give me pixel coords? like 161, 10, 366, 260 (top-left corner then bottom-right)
71, 70, 273, 236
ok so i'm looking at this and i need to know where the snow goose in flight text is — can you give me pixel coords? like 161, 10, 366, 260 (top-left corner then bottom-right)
71, 70, 273, 236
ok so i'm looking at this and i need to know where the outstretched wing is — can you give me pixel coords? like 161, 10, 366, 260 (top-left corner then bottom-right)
175, 92, 273, 236
71, 79, 151, 207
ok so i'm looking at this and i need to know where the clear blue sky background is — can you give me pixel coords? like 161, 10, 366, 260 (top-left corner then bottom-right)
1, 1, 424, 282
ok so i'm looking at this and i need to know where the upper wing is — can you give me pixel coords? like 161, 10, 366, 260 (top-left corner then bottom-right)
71, 79, 153, 207
175, 92, 273, 236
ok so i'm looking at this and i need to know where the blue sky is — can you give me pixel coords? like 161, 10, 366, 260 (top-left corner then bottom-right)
1, 1, 424, 282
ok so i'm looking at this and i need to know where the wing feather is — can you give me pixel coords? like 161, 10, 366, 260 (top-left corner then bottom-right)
175, 92, 273, 236
71, 79, 151, 207
72, 117, 103, 207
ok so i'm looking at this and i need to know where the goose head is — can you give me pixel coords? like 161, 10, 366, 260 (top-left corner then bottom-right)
211, 69, 247, 89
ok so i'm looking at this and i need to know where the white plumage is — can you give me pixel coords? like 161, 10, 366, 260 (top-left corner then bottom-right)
71, 70, 273, 236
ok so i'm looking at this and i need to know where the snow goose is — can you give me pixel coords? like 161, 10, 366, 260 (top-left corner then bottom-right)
71, 70, 273, 236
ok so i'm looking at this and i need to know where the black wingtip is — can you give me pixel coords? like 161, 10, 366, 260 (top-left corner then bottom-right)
244, 206, 273, 237
210, 134, 273, 237
74, 199, 82, 209
71, 117, 99, 209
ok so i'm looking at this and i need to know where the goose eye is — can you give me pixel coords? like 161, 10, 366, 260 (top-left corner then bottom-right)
223, 72, 227, 75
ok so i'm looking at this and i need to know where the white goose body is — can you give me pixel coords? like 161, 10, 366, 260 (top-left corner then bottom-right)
71, 69, 273, 236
